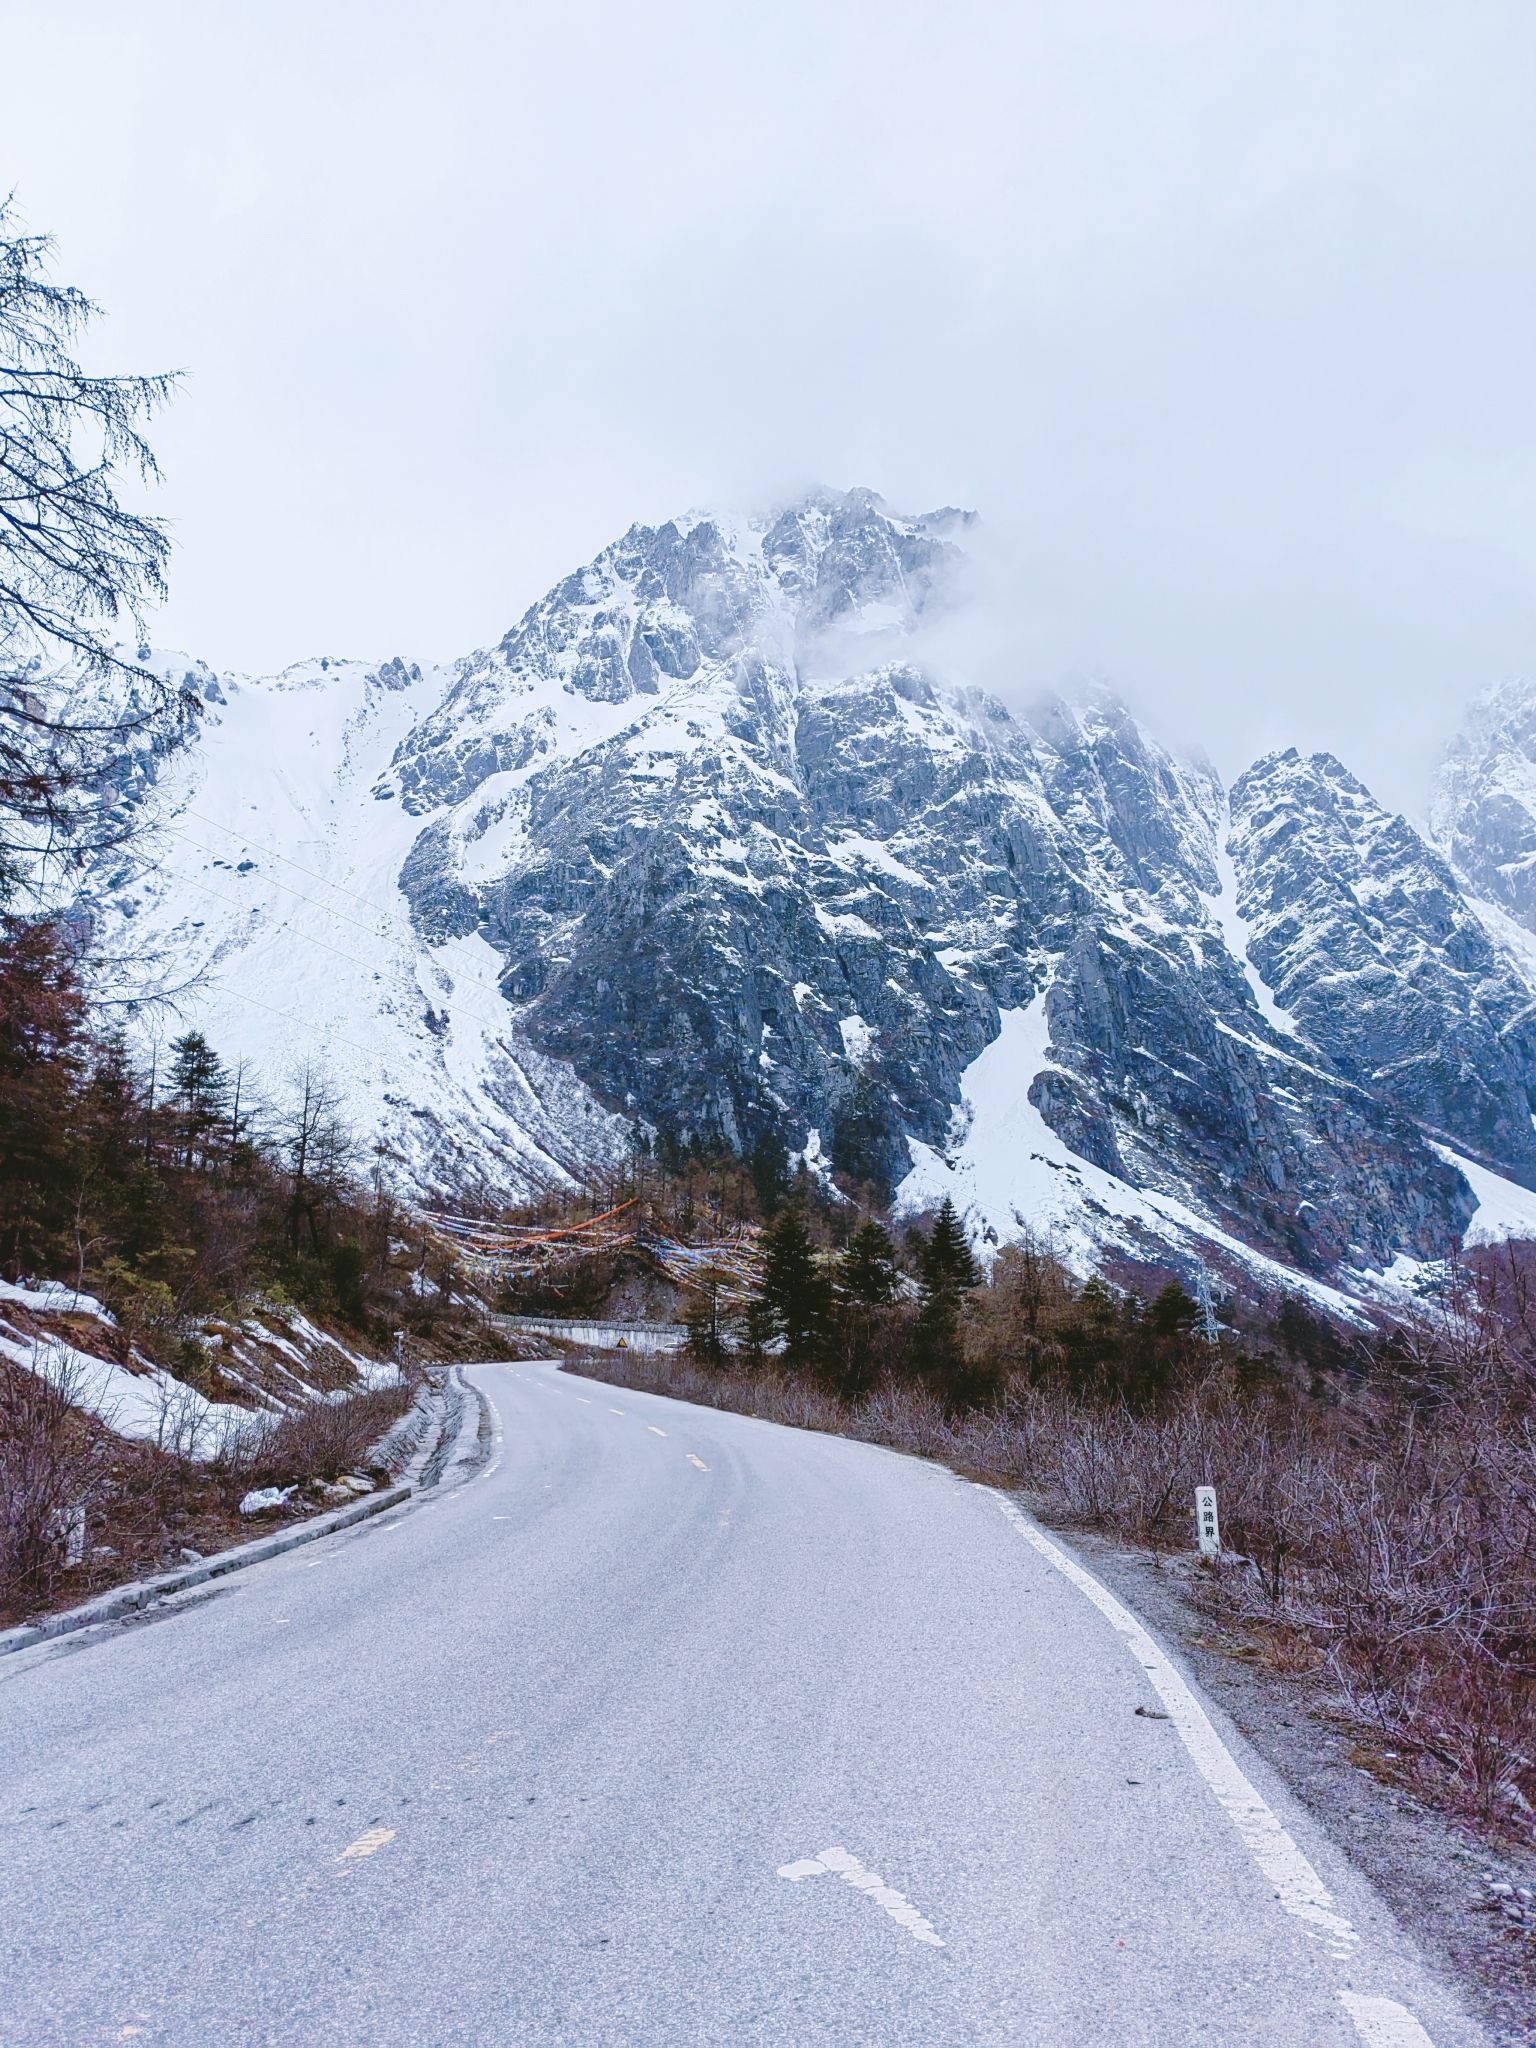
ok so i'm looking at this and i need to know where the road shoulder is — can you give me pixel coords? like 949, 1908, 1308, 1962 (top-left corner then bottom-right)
1070, 1529, 1536, 2048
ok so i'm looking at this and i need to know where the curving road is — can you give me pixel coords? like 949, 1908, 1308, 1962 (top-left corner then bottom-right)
0, 1360, 1484, 2045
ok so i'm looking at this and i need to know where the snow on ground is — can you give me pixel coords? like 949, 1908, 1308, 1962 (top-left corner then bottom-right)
826, 833, 928, 889
0, 1279, 113, 1323
1462, 886, 1536, 1000
839, 1015, 877, 1065
90, 652, 624, 1198
895, 994, 1365, 1316
0, 1323, 250, 1458
1430, 1143, 1536, 1246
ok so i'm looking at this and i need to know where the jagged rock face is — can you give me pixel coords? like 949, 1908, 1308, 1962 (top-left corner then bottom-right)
1430, 680, 1536, 930
384, 495, 1503, 1273
75, 488, 1536, 1285
1230, 749, 1536, 1185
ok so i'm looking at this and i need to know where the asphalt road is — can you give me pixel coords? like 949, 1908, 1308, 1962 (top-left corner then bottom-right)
0, 1360, 1486, 2046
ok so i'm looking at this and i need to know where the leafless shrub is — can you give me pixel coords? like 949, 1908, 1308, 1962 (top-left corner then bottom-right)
216, 1382, 412, 1493
0, 1342, 102, 1613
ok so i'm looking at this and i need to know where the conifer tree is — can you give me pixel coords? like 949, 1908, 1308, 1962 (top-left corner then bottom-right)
756, 1197, 832, 1366
169, 1031, 228, 1167
913, 1196, 986, 1409
920, 1196, 978, 1296
839, 1218, 900, 1306
0, 916, 83, 1274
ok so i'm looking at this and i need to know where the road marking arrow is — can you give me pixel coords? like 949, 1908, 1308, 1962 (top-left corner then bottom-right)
778, 1846, 944, 1947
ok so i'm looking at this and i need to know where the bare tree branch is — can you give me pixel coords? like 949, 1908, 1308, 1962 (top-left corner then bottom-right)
0, 194, 187, 906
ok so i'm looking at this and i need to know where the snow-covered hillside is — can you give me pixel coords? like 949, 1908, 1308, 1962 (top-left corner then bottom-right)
96, 651, 628, 1196
78, 488, 1536, 1298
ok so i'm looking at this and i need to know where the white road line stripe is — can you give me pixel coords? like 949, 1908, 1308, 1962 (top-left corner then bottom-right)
647, 1425, 667, 1437
609, 1408, 625, 1415
1339, 1993, 1435, 2047
336, 1825, 396, 1864
985, 1490, 1359, 1956
779, 1846, 944, 1947
686, 1453, 709, 1470
985, 1493, 1439, 2045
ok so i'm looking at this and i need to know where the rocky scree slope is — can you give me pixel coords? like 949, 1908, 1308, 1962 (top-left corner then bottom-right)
78, 489, 1536, 1298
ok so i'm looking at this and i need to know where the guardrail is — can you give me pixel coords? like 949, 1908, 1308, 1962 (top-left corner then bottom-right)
489, 1315, 689, 1355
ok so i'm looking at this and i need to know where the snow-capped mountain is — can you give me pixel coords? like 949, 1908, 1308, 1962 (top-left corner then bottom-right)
81, 488, 1536, 1299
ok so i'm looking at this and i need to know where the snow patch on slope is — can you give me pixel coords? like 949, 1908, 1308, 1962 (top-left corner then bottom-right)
0, 1324, 250, 1457
896, 995, 1362, 1314
89, 653, 626, 1197
1202, 809, 1298, 1037
1431, 1143, 1536, 1246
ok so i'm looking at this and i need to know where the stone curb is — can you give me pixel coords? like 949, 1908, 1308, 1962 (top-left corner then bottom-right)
368, 1378, 443, 1483
439, 1369, 488, 1479
0, 1482, 412, 1659
400, 1370, 458, 1489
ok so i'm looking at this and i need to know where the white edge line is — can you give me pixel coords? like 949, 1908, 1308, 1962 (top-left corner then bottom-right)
1338, 1992, 1436, 2047
982, 1488, 1360, 1955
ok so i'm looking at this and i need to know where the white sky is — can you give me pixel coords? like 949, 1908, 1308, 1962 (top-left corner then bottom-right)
3, 0, 1534, 811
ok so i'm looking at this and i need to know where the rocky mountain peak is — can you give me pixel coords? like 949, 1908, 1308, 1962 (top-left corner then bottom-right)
70, 492, 1536, 1305
1430, 676, 1536, 933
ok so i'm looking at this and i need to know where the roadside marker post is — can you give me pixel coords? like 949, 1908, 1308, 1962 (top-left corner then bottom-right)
50, 1503, 86, 1568
1194, 1485, 1221, 1557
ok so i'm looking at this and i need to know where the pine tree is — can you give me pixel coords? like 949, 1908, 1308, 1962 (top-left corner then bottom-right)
79, 1028, 161, 1265
839, 1219, 900, 1306
757, 1198, 832, 1366
169, 1031, 229, 1167
913, 1197, 986, 1410
920, 1196, 978, 1295
749, 1130, 789, 1219
0, 916, 84, 1275
683, 1259, 732, 1369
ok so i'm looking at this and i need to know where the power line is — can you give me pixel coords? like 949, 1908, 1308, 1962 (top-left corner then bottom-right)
137, 845, 542, 1064
164, 822, 390, 940
201, 978, 381, 1064
158, 866, 387, 984
136, 872, 565, 1145
182, 804, 407, 923
106, 820, 608, 1162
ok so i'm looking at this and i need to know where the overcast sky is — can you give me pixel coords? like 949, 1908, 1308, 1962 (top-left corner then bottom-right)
3, 1, 1534, 812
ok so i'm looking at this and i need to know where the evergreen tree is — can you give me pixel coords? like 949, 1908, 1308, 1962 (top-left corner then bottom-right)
683, 1259, 732, 1369
756, 1197, 832, 1366
169, 1031, 229, 1167
913, 1197, 987, 1410
920, 1196, 978, 1295
839, 1219, 900, 1306
79, 1028, 161, 1266
0, 916, 85, 1275
749, 1130, 789, 1219
739, 1291, 777, 1369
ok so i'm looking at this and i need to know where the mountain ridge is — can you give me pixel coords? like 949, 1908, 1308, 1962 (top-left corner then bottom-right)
76, 489, 1536, 1306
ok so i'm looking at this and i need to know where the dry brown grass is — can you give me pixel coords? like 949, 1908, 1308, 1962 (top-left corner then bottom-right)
0, 1372, 415, 1627
216, 1381, 413, 1491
